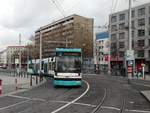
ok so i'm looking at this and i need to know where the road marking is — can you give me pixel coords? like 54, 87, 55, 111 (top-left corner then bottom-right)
125, 109, 150, 113
8, 94, 46, 102
74, 102, 96, 107
51, 80, 90, 113
50, 100, 96, 107
0, 100, 30, 110
101, 106, 120, 111
8, 94, 31, 100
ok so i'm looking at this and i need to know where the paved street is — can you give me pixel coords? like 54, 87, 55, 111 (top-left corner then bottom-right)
0, 74, 149, 113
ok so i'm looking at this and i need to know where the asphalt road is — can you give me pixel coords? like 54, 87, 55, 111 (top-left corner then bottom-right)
0, 74, 149, 113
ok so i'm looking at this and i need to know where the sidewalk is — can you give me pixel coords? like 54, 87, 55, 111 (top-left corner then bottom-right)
140, 74, 150, 103
0, 75, 44, 95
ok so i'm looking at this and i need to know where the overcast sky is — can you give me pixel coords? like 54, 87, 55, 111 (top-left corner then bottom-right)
0, 0, 149, 51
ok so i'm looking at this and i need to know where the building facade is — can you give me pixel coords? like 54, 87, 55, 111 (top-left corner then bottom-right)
6, 46, 26, 69
0, 50, 7, 68
95, 31, 110, 73
109, 2, 150, 73
34, 14, 94, 59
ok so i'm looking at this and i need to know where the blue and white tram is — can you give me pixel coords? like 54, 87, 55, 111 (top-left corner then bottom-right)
27, 57, 55, 77
54, 48, 82, 86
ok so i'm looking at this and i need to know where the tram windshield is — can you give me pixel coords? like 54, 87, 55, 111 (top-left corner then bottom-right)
56, 57, 81, 73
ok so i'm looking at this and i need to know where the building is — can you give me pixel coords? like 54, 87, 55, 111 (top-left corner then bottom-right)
6, 46, 26, 69
109, 2, 150, 73
34, 14, 94, 59
95, 31, 110, 73
0, 50, 7, 68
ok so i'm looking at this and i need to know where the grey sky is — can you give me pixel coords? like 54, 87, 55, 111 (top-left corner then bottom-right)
0, 0, 149, 51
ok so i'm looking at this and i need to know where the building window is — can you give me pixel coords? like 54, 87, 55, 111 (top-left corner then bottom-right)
138, 18, 145, 27
119, 23, 125, 30
119, 32, 125, 39
119, 51, 124, 57
119, 42, 125, 48
138, 40, 145, 47
131, 21, 135, 28
138, 8, 145, 16
111, 25, 117, 32
138, 29, 145, 36
132, 31, 135, 38
132, 10, 135, 18
137, 50, 144, 57
111, 34, 117, 40
111, 16, 117, 23
119, 14, 125, 21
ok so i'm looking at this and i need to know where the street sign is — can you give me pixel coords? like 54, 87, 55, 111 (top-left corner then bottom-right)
126, 50, 134, 61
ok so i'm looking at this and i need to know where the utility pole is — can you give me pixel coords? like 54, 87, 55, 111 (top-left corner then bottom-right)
108, 21, 111, 75
19, 34, 22, 76
65, 37, 68, 48
129, 0, 132, 51
127, 0, 134, 83
39, 30, 42, 82
27, 43, 29, 78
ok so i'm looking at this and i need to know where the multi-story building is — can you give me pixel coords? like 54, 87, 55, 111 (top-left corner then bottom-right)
0, 50, 7, 68
6, 46, 26, 69
34, 14, 94, 59
95, 31, 110, 72
109, 2, 150, 73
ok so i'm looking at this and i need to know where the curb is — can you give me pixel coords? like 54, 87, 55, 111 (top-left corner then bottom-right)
140, 91, 150, 103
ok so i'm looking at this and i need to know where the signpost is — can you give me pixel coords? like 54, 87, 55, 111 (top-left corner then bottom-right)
125, 50, 134, 81
141, 63, 145, 79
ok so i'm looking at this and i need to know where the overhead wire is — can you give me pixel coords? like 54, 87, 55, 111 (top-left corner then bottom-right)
50, 0, 66, 17
55, 0, 66, 17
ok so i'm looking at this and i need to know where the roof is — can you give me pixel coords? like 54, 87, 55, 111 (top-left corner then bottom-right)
35, 14, 93, 33
7, 46, 25, 48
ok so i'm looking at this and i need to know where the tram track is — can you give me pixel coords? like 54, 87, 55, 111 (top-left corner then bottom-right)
91, 88, 107, 113
91, 88, 126, 113
119, 98, 125, 113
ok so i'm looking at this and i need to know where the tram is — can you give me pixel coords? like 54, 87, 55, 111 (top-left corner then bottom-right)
27, 57, 55, 77
54, 48, 82, 86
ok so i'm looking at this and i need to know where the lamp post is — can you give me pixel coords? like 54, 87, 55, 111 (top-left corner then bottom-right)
19, 34, 22, 76
39, 30, 43, 82
126, 0, 134, 83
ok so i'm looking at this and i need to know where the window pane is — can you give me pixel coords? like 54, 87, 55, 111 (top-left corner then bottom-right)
138, 8, 145, 16
119, 42, 125, 48
138, 18, 145, 27
111, 16, 117, 23
137, 50, 144, 57
119, 32, 125, 39
138, 30, 145, 36
138, 40, 145, 47
119, 14, 125, 21
119, 23, 125, 30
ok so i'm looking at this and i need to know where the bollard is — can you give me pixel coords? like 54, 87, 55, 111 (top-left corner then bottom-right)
36, 75, 38, 85
15, 78, 18, 90
0, 79, 2, 95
